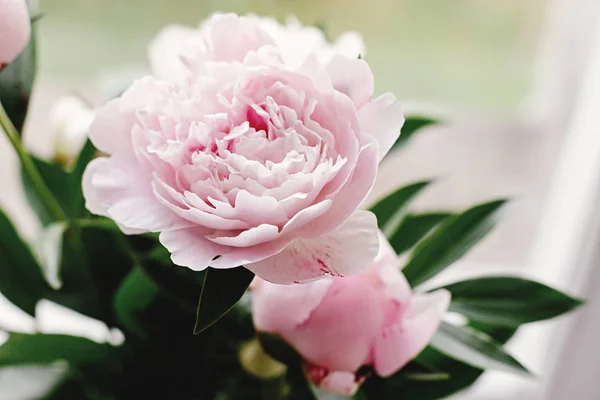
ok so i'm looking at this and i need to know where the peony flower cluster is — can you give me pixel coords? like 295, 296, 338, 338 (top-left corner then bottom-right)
83, 13, 404, 284
251, 234, 450, 395
0, 0, 31, 68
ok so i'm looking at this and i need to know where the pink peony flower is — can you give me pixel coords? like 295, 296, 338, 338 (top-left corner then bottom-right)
83, 13, 404, 283
251, 234, 450, 395
0, 0, 31, 68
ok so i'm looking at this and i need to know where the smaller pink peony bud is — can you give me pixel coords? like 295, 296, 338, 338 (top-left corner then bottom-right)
0, 0, 31, 69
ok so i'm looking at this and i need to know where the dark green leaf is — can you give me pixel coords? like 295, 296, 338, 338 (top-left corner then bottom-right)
0, 209, 49, 315
369, 180, 433, 237
389, 116, 438, 153
438, 276, 583, 326
46, 226, 133, 323
430, 322, 530, 376
402, 199, 508, 287
22, 157, 70, 226
114, 267, 161, 340
0, 22, 36, 134
194, 267, 255, 334
68, 139, 97, 218
388, 212, 452, 255
0, 333, 115, 366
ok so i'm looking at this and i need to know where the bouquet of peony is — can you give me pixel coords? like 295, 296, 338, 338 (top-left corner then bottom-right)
0, 3, 582, 399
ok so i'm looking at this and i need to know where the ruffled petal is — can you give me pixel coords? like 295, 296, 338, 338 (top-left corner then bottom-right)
245, 210, 379, 284
372, 289, 450, 377
357, 93, 405, 161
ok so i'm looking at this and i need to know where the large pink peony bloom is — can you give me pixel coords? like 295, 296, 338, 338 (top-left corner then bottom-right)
0, 0, 30, 68
83, 13, 404, 283
252, 235, 450, 395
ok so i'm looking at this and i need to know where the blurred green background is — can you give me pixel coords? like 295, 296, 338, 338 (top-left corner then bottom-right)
37, 0, 546, 113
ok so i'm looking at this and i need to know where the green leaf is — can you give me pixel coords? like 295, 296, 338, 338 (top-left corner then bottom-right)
22, 157, 71, 226
402, 199, 508, 287
0, 333, 115, 366
0, 209, 49, 315
370, 180, 433, 237
388, 212, 452, 255
0, 23, 36, 134
114, 267, 161, 340
194, 267, 255, 334
430, 322, 530, 376
438, 276, 583, 326
46, 225, 133, 323
68, 139, 96, 218
389, 116, 438, 153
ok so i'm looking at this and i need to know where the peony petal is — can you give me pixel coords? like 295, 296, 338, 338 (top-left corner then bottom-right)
206, 224, 280, 247
160, 227, 294, 272
305, 364, 360, 396
83, 156, 189, 233
251, 278, 333, 333
148, 24, 206, 82
372, 289, 451, 377
373, 233, 413, 303
326, 55, 374, 107
245, 210, 379, 284
358, 93, 405, 161
202, 13, 275, 62
89, 77, 171, 156
300, 143, 378, 238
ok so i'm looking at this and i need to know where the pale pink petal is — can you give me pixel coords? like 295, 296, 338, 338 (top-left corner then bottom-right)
246, 210, 379, 284
206, 224, 280, 247
251, 278, 333, 333
285, 274, 385, 371
83, 157, 189, 233
300, 144, 378, 238
0, 0, 30, 65
373, 233, 412, 303
148, 24, 206, 82
326, 56, 374, 107
318, 370, 361, 396
305, 364, 360, 396
202, 13, 275, 62
89, 77, 171, 156
358, 93, 405, 161
160, 227, 293, 272
372, 290, 451, 377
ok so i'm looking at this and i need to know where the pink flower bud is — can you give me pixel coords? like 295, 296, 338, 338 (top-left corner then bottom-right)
0, 0, 31, 68
251, 233, 450, 395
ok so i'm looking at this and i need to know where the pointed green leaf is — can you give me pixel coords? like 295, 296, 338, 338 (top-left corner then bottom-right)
402, 199, 508, 287
389, 116, 438, 154
0, 210, 49, 315
438, 276, 583, 326
370, 180, 433, 237
21, 157, 71, 226
430, 322, 530, 376
0, 333, 115, 366
194, 267, 255, 334
0, 22, 36, 134
388, 212, 452, 255
32, 222, 68, 290
68, 139, 97, 218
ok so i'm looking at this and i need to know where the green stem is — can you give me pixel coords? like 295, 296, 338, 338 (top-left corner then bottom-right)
0, 103, 67, 221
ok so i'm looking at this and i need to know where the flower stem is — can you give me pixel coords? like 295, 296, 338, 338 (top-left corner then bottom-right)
0, 102, 67, 221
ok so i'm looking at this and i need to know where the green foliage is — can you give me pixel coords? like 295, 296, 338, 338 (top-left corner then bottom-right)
387, 115, 439, 155
439, 277, 583, 326
0, 210, 50, 315
194, 267, 255, 334
370, 180, 433, 237
402, 200, 508, 287
388, 212, 452, 255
